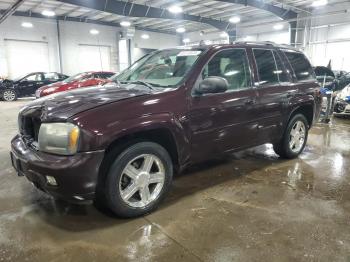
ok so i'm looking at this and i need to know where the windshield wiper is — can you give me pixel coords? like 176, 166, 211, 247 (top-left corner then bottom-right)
127, 80, 154, 90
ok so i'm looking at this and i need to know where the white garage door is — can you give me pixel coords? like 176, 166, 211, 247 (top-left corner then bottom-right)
78, 44, 111, 72
5, 40, 50, 79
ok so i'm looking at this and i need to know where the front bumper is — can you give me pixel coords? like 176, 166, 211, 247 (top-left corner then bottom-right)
10, 135, 105, 202
333, 102, 350, 117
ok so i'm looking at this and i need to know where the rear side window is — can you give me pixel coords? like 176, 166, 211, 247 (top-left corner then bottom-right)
101, 73, 114, 79
44, 73, 59, 80
283, 51, 315, 81
273, 51, 289, 83
253, 49, 279, 85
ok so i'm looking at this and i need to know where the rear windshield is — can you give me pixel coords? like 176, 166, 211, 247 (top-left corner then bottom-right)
283, 51, 315, 81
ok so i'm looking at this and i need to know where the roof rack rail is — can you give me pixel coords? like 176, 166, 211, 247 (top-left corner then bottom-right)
233, 41, 276, 46
233, 41, 296, 49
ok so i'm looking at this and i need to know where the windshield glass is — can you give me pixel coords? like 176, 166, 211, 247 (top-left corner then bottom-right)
13, 74, 27, 82
63, 72, 88, 83
112, 49, 203, 88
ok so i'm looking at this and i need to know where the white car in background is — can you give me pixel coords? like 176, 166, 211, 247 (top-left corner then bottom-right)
334, 84, 350, 117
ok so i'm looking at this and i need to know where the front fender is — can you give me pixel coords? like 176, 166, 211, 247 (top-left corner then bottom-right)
76, 112, 191, 166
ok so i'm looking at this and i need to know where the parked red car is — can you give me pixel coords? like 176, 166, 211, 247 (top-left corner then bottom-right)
35, 71, 115, 98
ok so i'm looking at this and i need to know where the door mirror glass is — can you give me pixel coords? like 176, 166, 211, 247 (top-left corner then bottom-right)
195, 77, 228, 95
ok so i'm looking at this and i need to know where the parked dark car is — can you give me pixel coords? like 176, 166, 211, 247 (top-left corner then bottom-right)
0, 72, 68, 101
10, 43, 321, 217
36, 71, 115, 98
337, 72, 350, 90
314, 66, 337, 89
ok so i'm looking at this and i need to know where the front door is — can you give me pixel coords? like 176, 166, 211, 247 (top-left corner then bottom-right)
188, 48, 259, 162
17, 73, 44, 96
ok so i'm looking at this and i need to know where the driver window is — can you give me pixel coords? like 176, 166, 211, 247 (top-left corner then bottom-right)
202, 49, 251, 91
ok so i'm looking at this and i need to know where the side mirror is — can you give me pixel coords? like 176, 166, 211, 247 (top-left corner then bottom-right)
195, 77, 228, 95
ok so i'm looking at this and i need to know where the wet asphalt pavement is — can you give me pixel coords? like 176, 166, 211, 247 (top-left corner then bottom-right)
0, 99, 349, 262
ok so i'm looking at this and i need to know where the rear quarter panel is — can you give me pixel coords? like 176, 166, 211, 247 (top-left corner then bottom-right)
287, 81, 321, 127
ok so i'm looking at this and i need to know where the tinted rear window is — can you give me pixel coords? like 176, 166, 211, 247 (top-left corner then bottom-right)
253, 49, 279, 85
283, 51, 315, 81
273, 51, 289, 83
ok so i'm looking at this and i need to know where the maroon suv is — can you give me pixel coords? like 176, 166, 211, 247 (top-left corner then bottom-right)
11, 43, 321, 217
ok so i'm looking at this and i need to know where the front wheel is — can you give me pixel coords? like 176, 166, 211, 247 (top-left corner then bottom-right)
2, 89, 17, 101
273, 114, 309, 159
102, 142, 173, 218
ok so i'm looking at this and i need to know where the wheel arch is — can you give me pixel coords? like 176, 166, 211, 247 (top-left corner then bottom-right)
288, 103, 314, 129
95, 126, 182, 199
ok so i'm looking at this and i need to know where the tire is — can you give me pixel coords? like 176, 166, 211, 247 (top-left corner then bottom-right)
2, 89, 17, 101
102, 142, 173, 218
273, 114, 309, 159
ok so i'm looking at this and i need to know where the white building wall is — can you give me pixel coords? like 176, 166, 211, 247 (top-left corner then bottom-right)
58, 21, 120, 75
236, 21, 291, 44
0, 16, 59, 78
131, 30, 181, 62
182, 31, 229, 45
0, 16, 180, 77
303, 12, 350, 71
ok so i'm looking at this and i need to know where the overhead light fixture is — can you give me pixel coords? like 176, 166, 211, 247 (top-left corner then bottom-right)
141, 34, 150, 39
90, 29, 99, 35
168, 5, 183, 14
220, 32, 228, 38
273, 24, 284, 30
176, 27, 186, 33
229, 16, 241, 24
41, 10, 55, 17
312, 0, 328, 7
21, 22, 33, 28
183, 38, 190, 43
120, 21, 131, 27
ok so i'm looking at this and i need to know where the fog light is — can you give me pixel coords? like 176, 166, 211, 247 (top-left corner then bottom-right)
46, 176, 57, 186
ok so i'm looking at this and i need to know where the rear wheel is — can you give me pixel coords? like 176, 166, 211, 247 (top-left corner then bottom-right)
102, 142, 173, 218
2, 89, 17, 101
273, 114, 309, 159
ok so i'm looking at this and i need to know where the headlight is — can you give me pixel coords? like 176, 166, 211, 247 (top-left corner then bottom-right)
38, 123, 80, 155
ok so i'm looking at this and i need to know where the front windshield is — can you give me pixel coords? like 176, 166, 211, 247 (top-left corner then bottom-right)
113, 49, 203, 88
13, 74, 27, 82
63, 72, 88, 83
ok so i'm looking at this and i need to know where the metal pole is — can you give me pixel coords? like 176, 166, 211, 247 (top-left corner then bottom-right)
56, 19, 63, 73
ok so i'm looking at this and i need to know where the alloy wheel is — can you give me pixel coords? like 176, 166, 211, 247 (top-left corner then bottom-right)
119, 154, 165, 208
3, 90, 16, 101
289, 120, 306, 153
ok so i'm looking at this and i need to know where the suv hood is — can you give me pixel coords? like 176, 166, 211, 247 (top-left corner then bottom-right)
21, 84, 151, 121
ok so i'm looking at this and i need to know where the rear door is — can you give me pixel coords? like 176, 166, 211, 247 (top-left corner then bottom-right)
188, 48, 259, 161
282, 50, 321, 121
252, 48, 293, 143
